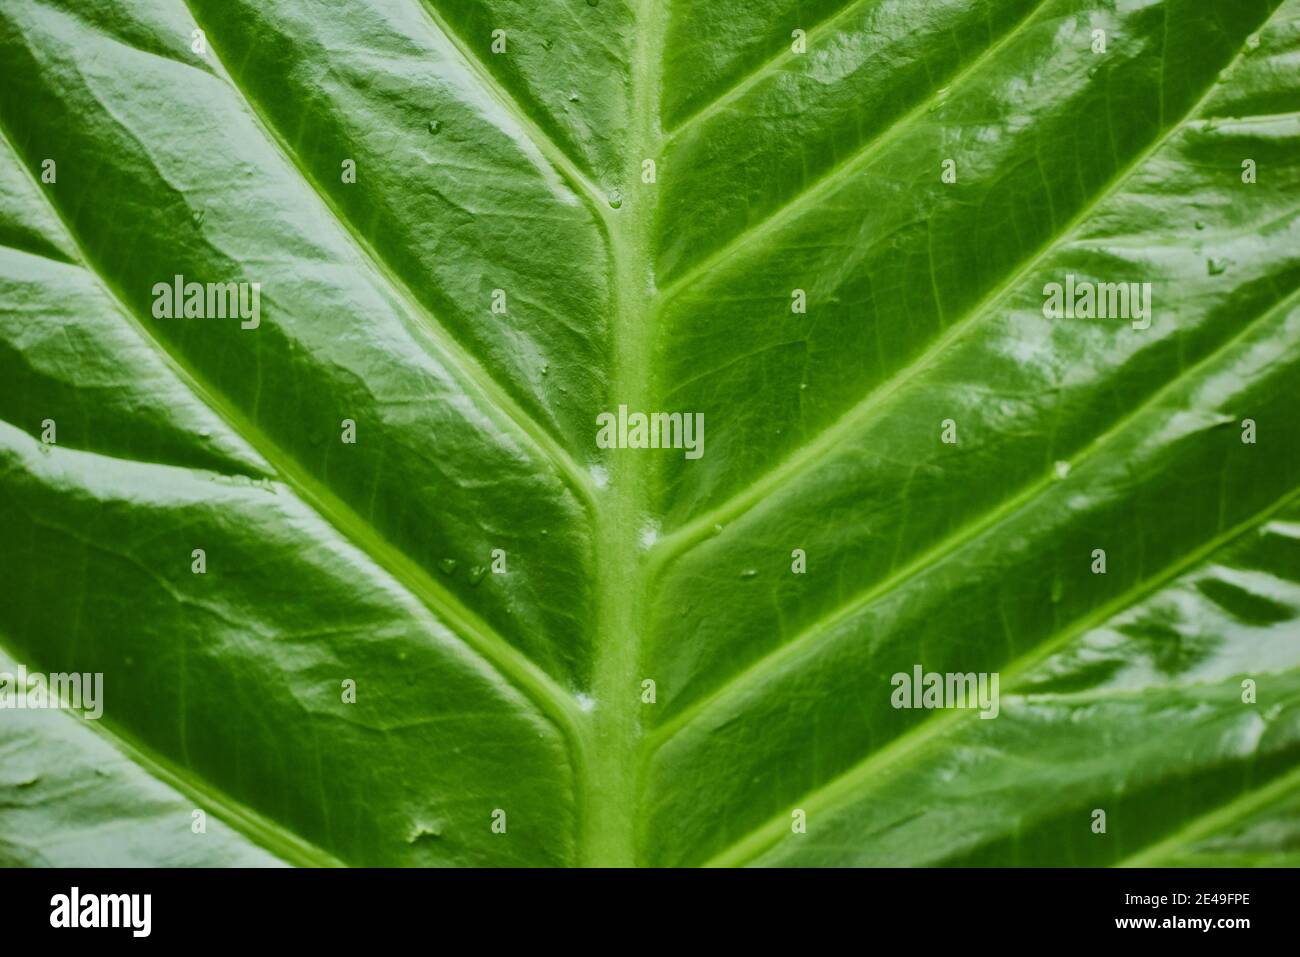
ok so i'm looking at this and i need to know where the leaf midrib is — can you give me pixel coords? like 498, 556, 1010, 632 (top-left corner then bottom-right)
579, 0, 667, 868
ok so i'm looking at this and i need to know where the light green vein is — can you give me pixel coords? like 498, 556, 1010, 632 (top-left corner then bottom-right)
0, 629, 340, 867
0, 113, 590, 790
703, 482, 1300, 867
1116, 761, 1300, 867
664, 0, 886, 137
655, 0, 1054, 299
580, 0, 668, 868
647, 280, 1300, 752
181, 0, 597, 508
650, 10, 1270, 573
414, 0, 612, 217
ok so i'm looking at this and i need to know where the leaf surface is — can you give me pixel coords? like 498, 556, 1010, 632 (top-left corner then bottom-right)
1, 0, 1298, 866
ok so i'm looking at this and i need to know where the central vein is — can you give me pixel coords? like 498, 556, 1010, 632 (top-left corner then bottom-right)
581, 1, 665, 867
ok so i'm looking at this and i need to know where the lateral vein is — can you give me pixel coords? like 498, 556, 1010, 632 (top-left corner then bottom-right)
647, 280, 1300, 752
1115, 761, 1300, 868
179, 0, 597, 508
0, 629, 341, 867
655, 0, 1054, 300
664, 0, 885, 138
0, 112, 588, 774
651, 10, 1278, 572
413, 0, 613, 219
703, 482, 1300, 867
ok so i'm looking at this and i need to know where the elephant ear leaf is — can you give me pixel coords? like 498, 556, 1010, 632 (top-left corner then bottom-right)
1, 0, 1298, 868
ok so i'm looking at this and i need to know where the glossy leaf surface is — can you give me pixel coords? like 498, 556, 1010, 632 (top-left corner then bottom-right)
1, 0, 1298, 866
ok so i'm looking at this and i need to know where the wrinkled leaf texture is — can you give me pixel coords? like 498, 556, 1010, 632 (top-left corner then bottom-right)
1, 0, 1299, 867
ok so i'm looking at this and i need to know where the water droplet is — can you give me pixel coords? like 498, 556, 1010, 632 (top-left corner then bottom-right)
192, 209, 206, 226
427, 119, 442, 134
541, 38, 554, 51
586, 0, 600, 6
927, 87, 950, 113
1053, 460, 1071, 480
540, 362, 549, 376
406, 821, 444, 843
607, 188, 623, 209
712, 523, 723, 535
198, 427, 212, 439
438, 558, 458, 575
468, 565, 487, 586
740, 568, 758, 580
568, 92, 580, 103
799, 383, 808, 390
1207, 257, 1228, 276
1194, 220, 1205, 230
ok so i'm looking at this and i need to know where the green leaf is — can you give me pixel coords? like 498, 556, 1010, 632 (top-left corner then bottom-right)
1, 0, 1297, 867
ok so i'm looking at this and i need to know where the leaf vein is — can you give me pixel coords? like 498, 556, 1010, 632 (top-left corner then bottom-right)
0, 112, 589, 780
648, 280, 1300, 752
651, 15, 1278, 571
179, 0, 597, 505
703, 481, 1300, 867
0, 628, 341, 867
656, 0, 1055, 298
